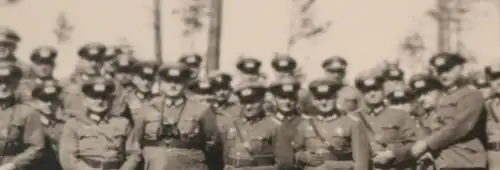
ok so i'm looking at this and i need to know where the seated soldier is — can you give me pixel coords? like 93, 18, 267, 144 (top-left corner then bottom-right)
18, 45, 58, 101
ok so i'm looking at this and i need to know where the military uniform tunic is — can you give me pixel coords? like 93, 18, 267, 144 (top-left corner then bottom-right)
483, 97, 500, 170
294, 114, 371, 170
58, 113, 140, 170
271, 113, 302, 170
224, 116, 280, 170
355, 107, 417, 170
420, 87, 486, 169
23, 101, 66, 170
208, 104, 241, 170
0, 102, 45, 170
135, 97, 218, 170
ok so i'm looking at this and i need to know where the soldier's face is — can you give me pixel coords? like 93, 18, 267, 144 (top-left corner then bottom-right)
32, 64, 54, 78
114, 73, 131, 84
81, 59, 102, 74
214, 89, 230, 101
159, 81, 184, 96
312, 98, 336, 113
84, 97, 111, 113
275, 97, 296, 113
325, 70, 345, 81
337, 98, 357, 112
490, 79, 500, 94
0, 82, 13, 98
417, 91, 440, 110
132, 76, 153, 92
479, 87, 492, 98
242, 102, 263, 118
0, 43, 14, 58
363, 90, 384, 105
437, 65, 463, 88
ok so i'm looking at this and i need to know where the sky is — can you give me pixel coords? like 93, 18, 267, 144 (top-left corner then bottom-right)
0, 0, 499, 82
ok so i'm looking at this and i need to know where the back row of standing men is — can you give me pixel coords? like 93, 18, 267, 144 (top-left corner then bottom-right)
0, 26, 497, 170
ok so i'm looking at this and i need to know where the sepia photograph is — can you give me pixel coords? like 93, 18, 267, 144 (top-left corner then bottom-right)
0, 0, 499, 169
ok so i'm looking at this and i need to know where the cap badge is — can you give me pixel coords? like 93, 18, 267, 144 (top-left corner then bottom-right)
215, 76, 223, 82
93, 84, 105, 92
0, 69, 10, 76
143, 67, 153, 74
244, 62, 255, 68
241, 88, 253, 96
187, 56, 197, 63
331, 61, 343, 68
435, 57, 445, 66
414, 80, 425, 88
199, 81, 210, 89
394, 91, 404, 98
282, 84, 293, 92
364, 79, 375, 86
278, 60, 288, 67
44, 86, 56, 94
89, 47, 99, 55
105, 47, 116, 56
169, 69, 180, 76
317, 85, 329, 93
390, 70, 400, 77
118, 59, 129, 66
39, 48, 52, 58
477, 78, 486, 84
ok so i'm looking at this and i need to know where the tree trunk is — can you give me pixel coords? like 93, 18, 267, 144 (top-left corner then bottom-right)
154, 0, 163, 64
206, 0, 223, 73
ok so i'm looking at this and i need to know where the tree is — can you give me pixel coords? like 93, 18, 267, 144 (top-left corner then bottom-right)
205, 0, 223, 72
154, 0, 163, 64
53, 12, 74, 44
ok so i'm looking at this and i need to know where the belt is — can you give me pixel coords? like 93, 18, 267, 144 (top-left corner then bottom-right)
226, 156, 274, 167
312, 151, 353, 161
487, 142, 500, 151
80, 157, 122, 169
142, 139, 202, 149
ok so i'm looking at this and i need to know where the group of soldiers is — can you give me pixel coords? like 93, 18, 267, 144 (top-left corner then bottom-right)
0, 25, 497, 170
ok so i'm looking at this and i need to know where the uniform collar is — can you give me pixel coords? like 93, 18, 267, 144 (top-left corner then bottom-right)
275, 111, 297, 121
367, 105, 385, 116
87, 112, 110, 123
243, 113, 265, 124
35, 76, 54, 84
135, 90, 153, 101
164, 96, 186, 108
316, 112, 340, 121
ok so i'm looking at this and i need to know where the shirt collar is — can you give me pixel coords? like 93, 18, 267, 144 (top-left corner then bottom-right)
164, 96, 186, 108
317, 112, 339, 121
87, 112, 109, 123
368, 105, 385, 116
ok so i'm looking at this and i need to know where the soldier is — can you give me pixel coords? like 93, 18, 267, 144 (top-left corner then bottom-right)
0, 27, 30, 77
0, 63, 45, 170
316, 56, 363, 113
293, 77, 371, 170
68, 42, 107, 83
178, 54, 203, 81
134, 63, 218, 170
236, 56, 266, 82
25, 80, 66, 170
385, 88, 415, 113
271, 54, 299, 79
392, 53, 487, 170
126, 61, 159, 118
58, 77, 141, 170
110, 54, 135, 91
17, 46, 58, 101
223, 81, 278, 170
267, 76, 304, 170
469, 71, 492, 99
187, 77, 216, 104
353, 70, 417, 169
382, 66, 406, 91
101, 45, 120, 77
206, 71, 240, 170
483, 63, 500, 170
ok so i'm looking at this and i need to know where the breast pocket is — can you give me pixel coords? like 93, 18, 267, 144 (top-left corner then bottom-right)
77, 129, 100, 150
328, 127, 351, 152
378, 124, 401, 142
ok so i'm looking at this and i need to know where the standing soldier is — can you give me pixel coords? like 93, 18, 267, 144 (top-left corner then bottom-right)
126, 61, 159, 119
271, 54, 299, 80
223, 81, 278, 170
353, 70, 417, 170
483, 63, 500, 170
236, 57, 266, 82
134, 63, 218, 170
17, 46, 58, 101
0, 63, 45, 170
26, 80, 66, 170
293, 77, 371, 170
382, 66, 406, 91
110, 54, 136, 92
58, 77, 141, 170
392, 53, 487, 170
0, 27, 30, 77
316, 56, 363, 113
384, 88, 415, 113
267, 76, 304, 170
178, 54, 203, 81
101, 45, 120, 77
187, 78, 216, 104
206, 71, 240, 170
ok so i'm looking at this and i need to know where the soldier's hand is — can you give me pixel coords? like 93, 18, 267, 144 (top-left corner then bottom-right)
373, 150, 395, 165
296, 151, 324, 166
411, 140, 428, 158
0, 163, 15, 170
